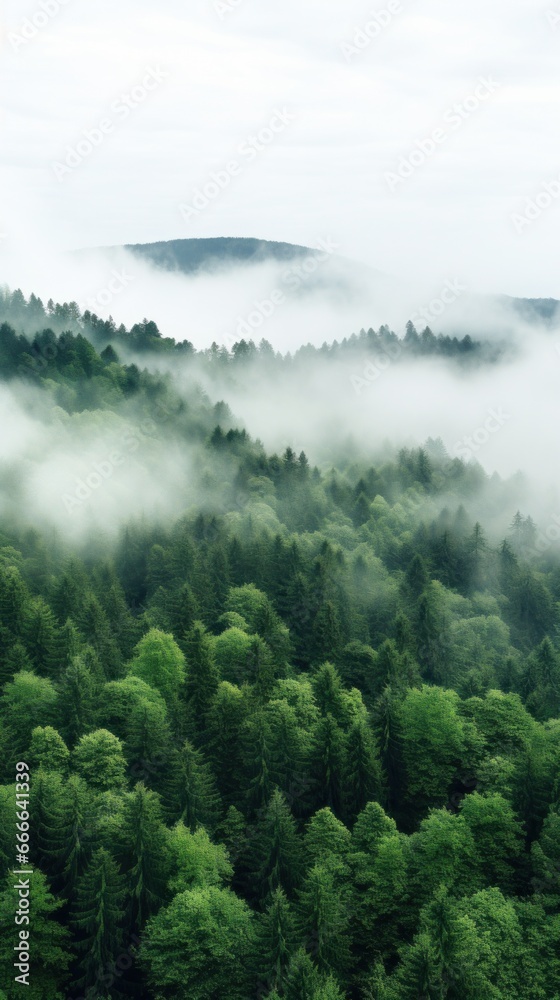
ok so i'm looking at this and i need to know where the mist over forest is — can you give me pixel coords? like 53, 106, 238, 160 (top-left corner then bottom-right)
1, 237, 560, 997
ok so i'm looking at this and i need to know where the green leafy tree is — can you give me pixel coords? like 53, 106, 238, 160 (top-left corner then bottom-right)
73, 729, 126, 790
460, 792, 523, 891
140, 885, 254, 1000
128, 628, 186, 704
168, 823, 233, 893
399, 686, 465, 821
29, 726, 69, 774
2, 670, 58, 762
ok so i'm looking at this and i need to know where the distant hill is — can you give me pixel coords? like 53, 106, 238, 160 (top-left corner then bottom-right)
75, 237, 560, 330
502, 295, 560, 327
123, 237, 313, 273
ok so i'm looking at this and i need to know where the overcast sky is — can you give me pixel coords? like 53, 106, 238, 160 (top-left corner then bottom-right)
1, 0, 559, 297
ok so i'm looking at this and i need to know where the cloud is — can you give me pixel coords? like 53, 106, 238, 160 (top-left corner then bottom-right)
1, 0, 560, 297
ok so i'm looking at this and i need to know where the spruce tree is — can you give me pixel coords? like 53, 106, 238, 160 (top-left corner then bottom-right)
72, 847, 126, 991
251, 789, 303, 898
251, 888, 298, 995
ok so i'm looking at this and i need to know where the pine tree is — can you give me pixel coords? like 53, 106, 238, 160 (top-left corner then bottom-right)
312, 663, 346, 725
252, 888, 298, 995
206, 682, 248, 801
23, 597, 60, 678
72, 847, 126, 991
125, 698, 172, 788
344, 719, 383, 823
58, 655, 97, 745
115, 783, 170, 926
372, 687, 404, 815
244, 711, 277, 816
30, 768, 66, 871
297, 864, 352, 977
284, 948, 321, 1000
171, 740, 222, 832
252, 789, 303, 898
308, 714, 347, 818
0, 869, 72, 1000
183, 621, 219, 736
51, 775, 95, 894
312, 603, 343, 665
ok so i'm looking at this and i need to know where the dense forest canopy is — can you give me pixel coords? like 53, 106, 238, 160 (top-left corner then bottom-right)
0, 286, 560, 999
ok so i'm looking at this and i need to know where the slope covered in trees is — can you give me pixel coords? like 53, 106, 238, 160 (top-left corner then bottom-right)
0, 290, 559, 999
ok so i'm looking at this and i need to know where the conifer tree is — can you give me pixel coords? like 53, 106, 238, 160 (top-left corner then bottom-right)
114, 782, 170, 926
252, 789, 303, 898
251, 887, 298, 995
72, 847, 126, 991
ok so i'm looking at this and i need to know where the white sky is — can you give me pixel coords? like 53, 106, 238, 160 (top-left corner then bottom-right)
1, 0, 560, 297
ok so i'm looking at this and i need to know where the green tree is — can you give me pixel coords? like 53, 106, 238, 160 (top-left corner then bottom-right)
0, 869, 72, 1000
114, 782, 170, 926
73, 729, 126, 790
252, 788, 303, 898
399, 686, 465, 821
58, 655, 96, 745
183, 621, 219, 734
2, 671, 58, 762
125, 697, 172, 788
304, 808, 351, 874
168, 823, 232, 893
344, 718, 383, 823
72, 847, 126, 992
140, 885, 254, 1000
29, 726, 69, 774
171, 739, 222, 832
128, 628, 186, 704
297, 863, 352, 977
283, 948, 321, 1000
308, 714, 347, 818
460, 792, 523, 891
252, 887, 298, 995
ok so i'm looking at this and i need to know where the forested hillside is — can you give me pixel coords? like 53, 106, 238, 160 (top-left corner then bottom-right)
1, 290, 560, 1000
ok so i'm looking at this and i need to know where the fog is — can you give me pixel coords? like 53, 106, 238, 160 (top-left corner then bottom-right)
1, 247, 560, 548
1, 239, 555, 354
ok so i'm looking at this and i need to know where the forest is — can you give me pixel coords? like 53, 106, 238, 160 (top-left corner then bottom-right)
0, 288, 559, 1000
